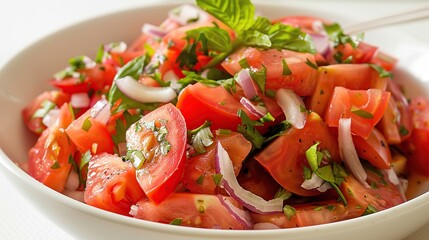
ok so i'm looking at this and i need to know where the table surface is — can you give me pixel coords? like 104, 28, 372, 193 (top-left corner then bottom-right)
0, 0, 428, 239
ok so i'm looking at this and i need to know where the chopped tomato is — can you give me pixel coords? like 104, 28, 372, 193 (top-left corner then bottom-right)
273, 16, 328, 31
401, 97, 429, 176
65, 100, 114, 155
222, 47, 318, 96
370, 51, 397, 71
353, 128, 392, 169
328, 42, 378, 64
307, 64, 388, 116
22, 90, 71, 134
182, 132, 251, 195
325, 86, 391, 139
254, 112, 340, 196
28, 103, 75, 192
51, 63, 116, 94
251, 200, 363, 228
237, 158, 281, 201
341, 165, 405, 211
176, 82, 257, 131
132, 193, 250, 229
84, 153, 145, 216
126, 103, 187, 203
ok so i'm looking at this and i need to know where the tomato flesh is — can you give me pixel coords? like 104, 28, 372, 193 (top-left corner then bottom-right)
126, 103, 187, 203
133, 193, 250, 229
254, 112, 340, 196
182, 132, 251, 195
84, 153, 145, 216
353, 128, 392, 169
325, 86, 391, 139
28, 103, 74, 192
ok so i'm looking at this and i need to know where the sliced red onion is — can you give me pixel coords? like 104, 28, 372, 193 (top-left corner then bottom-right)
253, 222, 281, 230
240, 97, 268, 118
142, 23, 167, 38
215, 143, 283, 214
236, 69, 258, 99
63, 189, 84, 203
168, 4, 208, 26
338, 118, 369, 187
163, 70, 181, 91
104, 41, 127, 53
317, 182, 332, 192
310, 33, 330, 56
65, 170, 80, 191
90, 98, 111, 125
42, 108, 60, 128
311, 20, 325, 34
82, 56, 96, 68
115, 76, 177, 103
276, 88, 307, 129
70, 92, 91, 109
301, 172, 325, 190
217, 195, 253, 229
129, 204, 138, 217
385, 168, 407, 201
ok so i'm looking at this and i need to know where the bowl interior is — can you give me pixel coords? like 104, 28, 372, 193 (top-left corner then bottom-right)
1, 1, 429, 240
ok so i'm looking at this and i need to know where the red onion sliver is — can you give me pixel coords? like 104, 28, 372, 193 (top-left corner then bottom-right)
65, 170, 80, 191
240, 97, 267, 118
236, 69, 258, 99
129, 204, 138, 217
42, 108, 60, 128
90, 98, 111, 125
276, 88, 307, 129
310, 33, 330, 56
253, 222, 281, 230
385, 168, 407, 201
115, 76, 177, 103
142, 23, 167, 38
301, 172, 325, 190
215, 143, 283, 214
217, 195, 253, 229
168, 4, 208, 26
338, 118, 369, 187
70, 92, 91, 109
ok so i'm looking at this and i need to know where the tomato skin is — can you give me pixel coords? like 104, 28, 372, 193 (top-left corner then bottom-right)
401, 97, 429, 176
133, 193, 250, 229
176, 82, 257, 131
328, 42, 378, 64
341, 166, 405, 211
22, 90, 71, 134
307, 64, 388, 116
222, 47, 318, 96
65, 102, 114, 155
50, 63, 117, 94
126, 103, 187, 203
84, 153, 145, 216
353, 128, 392, 169
182, 132, 252, 195
254, 112, 340, 196
28, 103, 74, 192
325, 86, 391, 139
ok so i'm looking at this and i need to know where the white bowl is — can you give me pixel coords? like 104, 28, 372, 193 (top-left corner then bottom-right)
1, 1, 429, 240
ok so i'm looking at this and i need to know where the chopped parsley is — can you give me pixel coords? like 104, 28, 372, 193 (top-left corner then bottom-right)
212, 174, 223, 186
169, 218, 183, 225
282, 59, 291, 76
351, 106, 374, 119
283, 205, 296, 220
81, 117, 92, 131
50, 161, 61, 169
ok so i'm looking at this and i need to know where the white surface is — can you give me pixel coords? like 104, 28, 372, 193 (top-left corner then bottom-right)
0, 0, 428, 239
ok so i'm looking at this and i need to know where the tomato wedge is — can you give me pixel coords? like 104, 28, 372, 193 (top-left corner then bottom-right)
307, 64, 388, 116
353, 128, 392, 169
176, 82, 257, 131
254, 112, 340, 196
84, 153, 145, 216
65, 100, 114, 155
222, 47, 318, 96
22, 90, 70, 134
132, 193, 250, 229
325, 86, 391, 139
28, 103, 74, 192
182, 131, 252, 195
126, 103, 187, 203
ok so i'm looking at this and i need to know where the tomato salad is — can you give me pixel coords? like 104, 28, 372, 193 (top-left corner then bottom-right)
22, 0, 429, 230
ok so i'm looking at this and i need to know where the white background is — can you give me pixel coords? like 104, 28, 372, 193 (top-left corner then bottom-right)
0, 0, 428, 239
